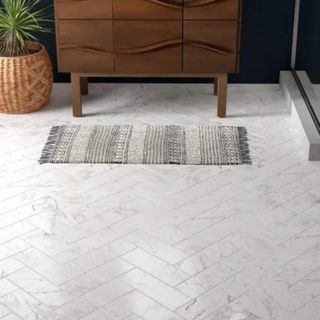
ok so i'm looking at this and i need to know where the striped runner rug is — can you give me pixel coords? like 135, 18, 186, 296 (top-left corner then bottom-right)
39, 124, 251, 165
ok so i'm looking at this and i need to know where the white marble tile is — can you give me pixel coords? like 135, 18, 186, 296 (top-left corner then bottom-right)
61, 258, 134, 296
56, 279, 132, 320
176, 273, 249, 320
116, 291, 184, 320
0, 222, 35, 245
176, 232, 241, 275
283, 184, 320, 214
122, 248, 190, 287
123, 315, 144, 320
8, 268, 75, 307
0, 259, 24, 278
0, 289, 62, 320
121, 268, 191, 310
0, 197, 49, 230
0, 238, 30, 262
0, 279, 17, 298
175, 217, 240, 255
1, 84, 319, 320
125, 230, 188, 264
1, 314, 23, 320
79, 300, 132, 320
0, 303, 11, 319
55, 236, 135, 265
176, 250, 253, 298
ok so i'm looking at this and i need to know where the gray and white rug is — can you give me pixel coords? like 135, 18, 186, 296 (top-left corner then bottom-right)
39, 124, 251, 165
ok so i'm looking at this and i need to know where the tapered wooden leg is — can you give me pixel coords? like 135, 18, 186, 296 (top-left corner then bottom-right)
214, 78, 218, 96
217, 73, 228, 118
80, 77, 88, 95
71, 73, 82, 117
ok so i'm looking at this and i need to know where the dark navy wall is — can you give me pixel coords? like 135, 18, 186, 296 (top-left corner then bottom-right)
296, 0, 320, 84
37, 0, 295, 83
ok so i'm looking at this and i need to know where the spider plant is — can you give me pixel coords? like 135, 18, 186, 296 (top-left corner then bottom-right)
0, 0, 50, 57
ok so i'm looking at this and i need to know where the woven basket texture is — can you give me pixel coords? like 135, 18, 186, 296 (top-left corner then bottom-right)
0, 42, 53, 114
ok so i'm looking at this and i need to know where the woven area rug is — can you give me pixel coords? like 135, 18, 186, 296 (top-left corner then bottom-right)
39, 124, 251, 165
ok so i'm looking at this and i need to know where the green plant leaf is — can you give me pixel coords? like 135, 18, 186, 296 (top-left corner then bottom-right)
0, 0, 52, 56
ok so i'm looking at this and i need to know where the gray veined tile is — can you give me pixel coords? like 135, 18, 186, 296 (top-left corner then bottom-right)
172, 189, 232, 223
122, 248, 190, 287
0, 303, 11, 319
0, 197, 51, 230
125, 230, 188, 265
176, 232, 241, 276
122, 315, 144, 320
21, 228, 76, 257
0, 258, 24, 279
56, 237, 135, 268
8, 268, 75, 308
176, 250, 253, 298
76, 298, 132, 320
0, 279, 17, 298
0, 238, 30, 262
1, 314, 23, 320
61, 258, 134, 296
174, 218, 240, 255
287, 268, 320, 310
56, 279, 132, 320
0, 289, 62, 320
14, 248, 81, 286
283, 184, 320, 214
176, 273, 249, 320
273, 240, 320, 287
0, 221, 35, 245
1, 84, 320, 320
70, 222, 136, 256
295, 294, 320, 320
116, 291, 185, 320
121, 268, 191, 310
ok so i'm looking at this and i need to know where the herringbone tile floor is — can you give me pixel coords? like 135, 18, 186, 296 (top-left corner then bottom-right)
1, 84, 320, 320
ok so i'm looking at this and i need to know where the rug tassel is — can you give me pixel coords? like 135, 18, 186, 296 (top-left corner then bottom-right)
238, 127, 252, 165
39, 126, 62, 164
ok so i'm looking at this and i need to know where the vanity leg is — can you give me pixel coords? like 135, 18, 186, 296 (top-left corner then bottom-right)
217, 73, 228, 118
214, 78, 218, 96
80, 77, 88, 95
71, 73, 83, 117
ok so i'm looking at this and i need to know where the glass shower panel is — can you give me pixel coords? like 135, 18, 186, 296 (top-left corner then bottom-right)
295, 0, 320, 85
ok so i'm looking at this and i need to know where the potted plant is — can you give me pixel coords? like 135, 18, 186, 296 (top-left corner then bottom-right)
0, 0, 53, 114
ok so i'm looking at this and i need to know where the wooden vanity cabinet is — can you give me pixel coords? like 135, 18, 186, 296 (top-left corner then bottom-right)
54, 0, 242, 117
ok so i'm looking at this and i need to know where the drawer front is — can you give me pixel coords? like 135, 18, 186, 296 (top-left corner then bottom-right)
57, 20, 114, 72
183, 21, 239, 73
184, 0, 240, 20
114, 21, 182, 73
55, 0, 112, 19
113, 0, 183, 19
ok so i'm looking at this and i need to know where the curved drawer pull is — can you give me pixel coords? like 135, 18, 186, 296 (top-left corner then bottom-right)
146, 0, 183, 9
116, 39, 182, 55
184, 0, 222, 8
60, 44, 111, 55
184, 40, 235, 55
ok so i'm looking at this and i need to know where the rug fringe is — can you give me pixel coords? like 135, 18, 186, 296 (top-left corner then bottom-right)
238, 127, 252, 165
39, 126, 62, 164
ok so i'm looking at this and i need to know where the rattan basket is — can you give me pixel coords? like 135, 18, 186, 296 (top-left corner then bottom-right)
0, 42, 53, 114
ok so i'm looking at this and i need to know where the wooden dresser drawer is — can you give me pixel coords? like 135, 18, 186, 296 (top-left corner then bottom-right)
114, 21, 182, 73
55, 0, 112, 19
184, 0, 240, 20
57, 20, 114, 72
183, 21, 239, 73
113, 0, 183, 20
